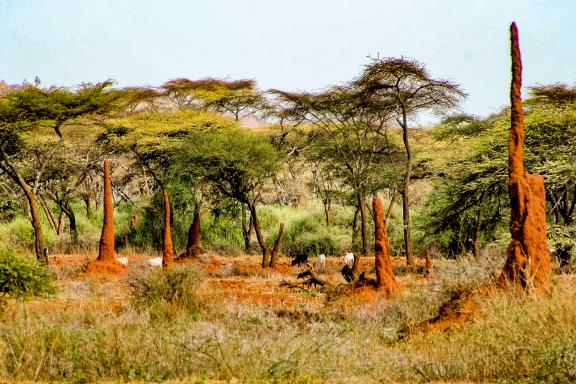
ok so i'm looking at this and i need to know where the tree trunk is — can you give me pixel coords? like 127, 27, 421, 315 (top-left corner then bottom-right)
548, 192, 562, 224
63, 203, 78, 245
0, 151, 47, 264
39, 195, 57, 233
373, 195, 400, 297
57, 210, 65, 235
97, 159, 115, 261
241, 204, 253, 252
400, 110, 415, 267
460, 237, 468, 258
353, 195, 367, 276
424, 248, 433, 276
323, 198, 332, 227
83, 193, 92, 218
473, 193, 485, 261
24, 182, 46, 263
162, 189, 174, 268
184, 210, 201, 257
351, 205, 360, 252
269, 222, 285, 268
249, 203, 270, 268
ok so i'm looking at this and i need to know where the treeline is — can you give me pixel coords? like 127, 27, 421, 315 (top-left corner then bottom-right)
1, 58, 575, 267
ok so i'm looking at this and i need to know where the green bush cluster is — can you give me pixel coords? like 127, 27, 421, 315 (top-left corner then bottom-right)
129, 265, 206, 319
0, 248, 57, 298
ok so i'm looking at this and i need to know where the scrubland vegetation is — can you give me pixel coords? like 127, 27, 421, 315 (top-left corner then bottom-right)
2, 26, 576, 382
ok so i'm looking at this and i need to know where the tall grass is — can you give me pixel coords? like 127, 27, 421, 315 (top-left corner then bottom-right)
1, 257, 575, 382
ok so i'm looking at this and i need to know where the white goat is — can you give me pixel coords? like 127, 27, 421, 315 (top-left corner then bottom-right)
315, 254, 326, 273
147, 256, 163, 267
116, 256, 128, 266
343, 252, 354, 268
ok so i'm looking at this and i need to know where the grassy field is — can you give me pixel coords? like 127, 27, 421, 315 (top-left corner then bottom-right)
1, 250, 575, 383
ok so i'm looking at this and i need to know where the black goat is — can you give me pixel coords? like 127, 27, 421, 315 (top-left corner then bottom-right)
297, 270, 312, 279
341, 264, 354, 283
291, 253, 308, 267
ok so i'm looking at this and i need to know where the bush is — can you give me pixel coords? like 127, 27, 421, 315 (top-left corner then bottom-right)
129, 265, 206, 319
0, 248, 57, 298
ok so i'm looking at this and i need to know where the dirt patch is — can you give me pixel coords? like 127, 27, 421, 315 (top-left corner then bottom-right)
84, 259, 127, 275
206, 277, 324, 309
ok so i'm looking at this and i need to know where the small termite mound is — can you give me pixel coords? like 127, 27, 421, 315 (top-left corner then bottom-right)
373, 195, 400, 298
87, 159, 126, 274
416, 289, 480, 333
180, 211, 202, 259
162, 189, 174, 268
498, 22, 551, 292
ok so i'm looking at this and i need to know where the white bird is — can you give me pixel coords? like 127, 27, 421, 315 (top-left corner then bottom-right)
116, 256, 128, 266
343, 252, 354, 268
316, 254, 326, 273
147, 257, 163, 267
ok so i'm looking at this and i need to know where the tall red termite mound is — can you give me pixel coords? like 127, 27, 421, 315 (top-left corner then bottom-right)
86, 159, 126, 274
162, 189, 174, 268
499, 22, 551, 291
373, 195, 400, 298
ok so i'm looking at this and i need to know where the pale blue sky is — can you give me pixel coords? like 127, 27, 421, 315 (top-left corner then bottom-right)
0, 0, 574, 120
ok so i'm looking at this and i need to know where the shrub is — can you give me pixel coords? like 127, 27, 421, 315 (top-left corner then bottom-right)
129, 265, 206, 319
0, 248, 57, 298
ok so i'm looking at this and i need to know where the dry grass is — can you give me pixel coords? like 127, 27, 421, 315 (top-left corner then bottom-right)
1, 252, 575, 383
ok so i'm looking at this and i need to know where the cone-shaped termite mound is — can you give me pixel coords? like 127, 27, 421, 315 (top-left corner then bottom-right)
373, 195, 400, 298
87, 159, 126, 274
499, 22, 551, 291
181, 211, 201, 258
162, 189, 174, 268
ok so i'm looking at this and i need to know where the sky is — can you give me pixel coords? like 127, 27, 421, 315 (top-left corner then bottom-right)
0, 0, 574, 122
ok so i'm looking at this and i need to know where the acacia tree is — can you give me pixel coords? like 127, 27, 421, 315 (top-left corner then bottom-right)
271, 85, 400, 275
173, 126, 282, 267
119, 86, 164, 113
427, 83, 576, 264
353, 58, 466, 266
0, 82, 120, 262
161, 78, 266, 121
96, 111, 226, 256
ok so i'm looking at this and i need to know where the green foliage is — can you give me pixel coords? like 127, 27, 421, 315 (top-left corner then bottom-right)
0, 248, 56, 298
0, 199, 18, 222
425, 94, 576, 255
129, 265, 206, 319
539, 343, 576, 382
201, 214, 244, 252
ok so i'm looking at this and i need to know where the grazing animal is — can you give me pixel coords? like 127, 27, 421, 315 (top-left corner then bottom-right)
316, 253, 326, 273
343, 252, 354, 268
291, 253, 308, 267
297, 270, 313, 279
116, 256, 128, 266
341, 264, 354, 283
147, 257, 163, 267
